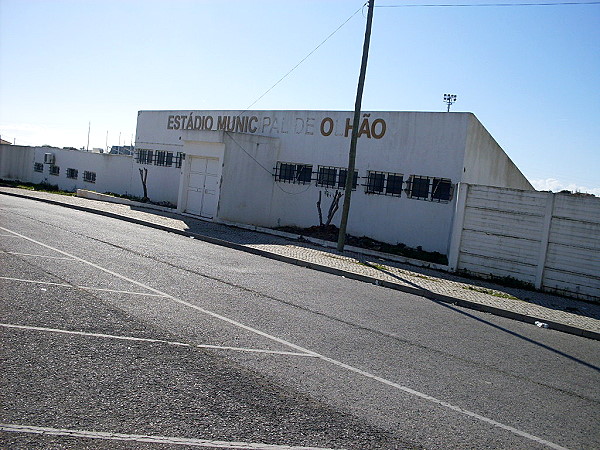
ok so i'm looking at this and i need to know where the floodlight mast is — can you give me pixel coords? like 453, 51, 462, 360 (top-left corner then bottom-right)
337, 0, 375, 252
444, 94, 457, 112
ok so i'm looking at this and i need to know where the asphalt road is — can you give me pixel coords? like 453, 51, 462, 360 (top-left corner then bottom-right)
1, 195, 599, 449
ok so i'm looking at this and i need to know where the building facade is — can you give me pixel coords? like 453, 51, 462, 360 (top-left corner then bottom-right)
134, 110, 532, 254
0, 109, 533, 256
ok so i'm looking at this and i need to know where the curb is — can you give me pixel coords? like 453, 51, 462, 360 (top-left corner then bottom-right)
2, 189, 599, 341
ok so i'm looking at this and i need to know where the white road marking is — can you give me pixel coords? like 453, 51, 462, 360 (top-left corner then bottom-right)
3, 251, 75, 260
0, 226, 568, 450
0, 276, 167, 297
0, 323, 318, 358
0, 424, 339, 450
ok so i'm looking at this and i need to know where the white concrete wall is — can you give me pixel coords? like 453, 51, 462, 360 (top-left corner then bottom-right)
0, 145, 35, 181
462, 115, 533, 190
30, 147, 135, 195
0, 145, 135, 195
449, 184, 599, 302
218, 133, 280, 226
136, 110, 480, 253
131, 160, 180, 205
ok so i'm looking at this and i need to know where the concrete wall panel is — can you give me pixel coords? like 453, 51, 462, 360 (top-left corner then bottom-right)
452, 184, 600, 302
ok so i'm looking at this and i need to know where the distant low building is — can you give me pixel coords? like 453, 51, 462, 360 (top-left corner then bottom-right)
109, 145, 134, 155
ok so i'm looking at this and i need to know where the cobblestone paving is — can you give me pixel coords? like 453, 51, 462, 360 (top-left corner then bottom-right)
2, 187, 598, 337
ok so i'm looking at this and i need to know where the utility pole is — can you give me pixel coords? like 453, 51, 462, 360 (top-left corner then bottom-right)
337, 0, 375, 251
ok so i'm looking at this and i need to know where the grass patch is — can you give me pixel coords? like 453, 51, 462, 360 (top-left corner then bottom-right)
458, 270, 536, 292
0, 179, 76, 196
103, 192, 176, 209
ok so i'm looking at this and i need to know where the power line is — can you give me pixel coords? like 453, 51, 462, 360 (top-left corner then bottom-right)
224, 131, 312, 195
222, 3, 367, 195
242, 3, 365, 113
377, 1, 600, 7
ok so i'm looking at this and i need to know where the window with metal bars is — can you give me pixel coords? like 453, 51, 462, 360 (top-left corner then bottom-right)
365, 171, 403, 196
34, 162, 43, 172
83, 171, 96, 183
66, 168, 78, 179
366, 172, 385, 194
316, 166, 358, 190
338, 169, 358, 190
386, 174, 404, 196
317, 166, 337, 187
431, 178, 452, 202
49, 165, 60, 176
175, 152, 185, 168
408, 175, 430, 199
155, 151, 167, 166
408, 175, 453, 202
136, 149, 153, 165
274, 162, 313, 184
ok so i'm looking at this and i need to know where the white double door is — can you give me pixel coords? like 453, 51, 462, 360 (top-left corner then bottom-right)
185, 156, 220, 219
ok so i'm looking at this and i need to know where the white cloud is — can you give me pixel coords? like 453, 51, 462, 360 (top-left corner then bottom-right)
531, 178, 600, 196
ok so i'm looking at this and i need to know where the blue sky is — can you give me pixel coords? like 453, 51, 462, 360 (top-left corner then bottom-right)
1, 0, 599, 193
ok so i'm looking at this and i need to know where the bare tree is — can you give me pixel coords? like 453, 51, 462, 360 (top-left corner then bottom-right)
317, 190, 343, 227
139, 168, 149, 202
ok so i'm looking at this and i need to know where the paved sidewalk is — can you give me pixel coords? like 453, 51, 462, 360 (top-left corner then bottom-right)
2, 186, 599, 340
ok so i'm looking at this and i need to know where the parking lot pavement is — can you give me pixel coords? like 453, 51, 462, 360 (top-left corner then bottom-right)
0, 231, 418, 449
2, 195, 599, 449
1, 186, 598, 340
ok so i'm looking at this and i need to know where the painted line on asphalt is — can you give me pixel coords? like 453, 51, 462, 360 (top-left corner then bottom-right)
3, 251, 75, 260
0, 226, 568, 450
0, 424, 339, 450
0, 323, 319, 358
0, 276, 168, 297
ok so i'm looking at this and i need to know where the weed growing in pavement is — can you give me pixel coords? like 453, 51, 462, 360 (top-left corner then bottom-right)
461, 285, 519, 300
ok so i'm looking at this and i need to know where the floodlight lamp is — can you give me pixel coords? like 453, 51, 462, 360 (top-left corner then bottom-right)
443, 93, 457, 112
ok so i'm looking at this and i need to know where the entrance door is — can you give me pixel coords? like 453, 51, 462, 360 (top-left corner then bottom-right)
185, 156, 220, 219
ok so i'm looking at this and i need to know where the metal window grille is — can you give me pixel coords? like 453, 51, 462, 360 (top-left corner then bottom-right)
338, 169, 358, 190
136, 149, 153, 165
155, 151, 166, 166
34, 163, 43, 172
277, 163, 295, 182
175, 152, 185, 168
166, 152, 174, 167
83, 171, 96, 183
49, 165, 60, 176
366, 171, 385, 194
274, 162, 313, 184
317, 166, 337, 187
66, 168, 78, 179
408, 175, 431, 199
385, 173, 403, 196
431, 178, 453, 202
296, 164, 312, 183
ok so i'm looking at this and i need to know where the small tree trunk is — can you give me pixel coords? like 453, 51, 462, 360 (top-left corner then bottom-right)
325, 190, 343, 226
139, 168, 148, 202
317, 190, 324, 226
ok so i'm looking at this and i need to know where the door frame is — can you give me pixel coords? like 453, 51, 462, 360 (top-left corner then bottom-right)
177, 140, 225, 219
